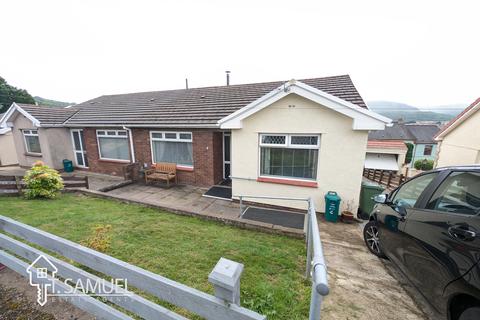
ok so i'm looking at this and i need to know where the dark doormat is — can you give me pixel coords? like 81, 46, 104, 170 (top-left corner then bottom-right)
242, 207, 305, 230
203, 186, 232, 200
218, 179, 232, 186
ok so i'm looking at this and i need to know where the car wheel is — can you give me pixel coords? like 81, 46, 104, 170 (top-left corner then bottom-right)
459, 307, 480, 320
363, 221, 387, 258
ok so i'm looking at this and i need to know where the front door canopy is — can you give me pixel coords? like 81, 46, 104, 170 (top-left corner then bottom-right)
217, 80, 391, 130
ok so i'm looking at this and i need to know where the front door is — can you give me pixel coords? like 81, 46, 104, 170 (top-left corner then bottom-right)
71, 129, 88, 168
223, 133, 231, 180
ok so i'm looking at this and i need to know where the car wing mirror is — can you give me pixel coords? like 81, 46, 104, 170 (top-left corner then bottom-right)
373, 194, 388, 204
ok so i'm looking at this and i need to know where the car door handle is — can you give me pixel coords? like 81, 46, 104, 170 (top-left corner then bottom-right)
448, 226, 477, 241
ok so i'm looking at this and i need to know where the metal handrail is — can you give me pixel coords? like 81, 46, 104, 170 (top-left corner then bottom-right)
234, 195, 329, 320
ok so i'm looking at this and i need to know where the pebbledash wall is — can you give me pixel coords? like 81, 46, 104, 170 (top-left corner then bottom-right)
10, 112, 74, 170
83, 128, 224, 187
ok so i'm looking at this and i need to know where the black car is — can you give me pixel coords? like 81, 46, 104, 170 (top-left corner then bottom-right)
363, 166, 480, 320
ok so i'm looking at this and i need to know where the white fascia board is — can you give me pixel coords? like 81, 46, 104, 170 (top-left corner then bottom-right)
1, 102, 41, 128
218, 80, 391, 130
435, 101, 480, 141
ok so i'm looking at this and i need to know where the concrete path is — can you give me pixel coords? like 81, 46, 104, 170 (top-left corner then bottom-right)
320, 221, 433, 320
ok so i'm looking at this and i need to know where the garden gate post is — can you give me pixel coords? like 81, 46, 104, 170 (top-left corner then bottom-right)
208, 257, 244, 305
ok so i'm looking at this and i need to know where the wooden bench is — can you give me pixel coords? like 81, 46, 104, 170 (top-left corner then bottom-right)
145, 162, 177, 187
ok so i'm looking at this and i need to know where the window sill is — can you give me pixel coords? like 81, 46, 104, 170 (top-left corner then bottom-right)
257, 177, 318, 188
176, 165, 194, 172
98, 159, 131, 164
24, 153, 42, 158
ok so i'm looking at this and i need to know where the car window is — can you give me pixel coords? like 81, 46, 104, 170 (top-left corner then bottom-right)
426, 171, 480, 215
392, 173, 438, 209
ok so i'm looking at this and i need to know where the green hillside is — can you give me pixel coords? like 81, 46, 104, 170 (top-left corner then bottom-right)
34, 96, 75, 108
368, 101, 463, 122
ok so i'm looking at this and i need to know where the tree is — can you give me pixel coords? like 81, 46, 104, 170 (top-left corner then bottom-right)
0, 76, 35, 113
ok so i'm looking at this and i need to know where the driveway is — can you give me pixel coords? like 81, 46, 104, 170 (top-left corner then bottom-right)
319, 220, 434, 320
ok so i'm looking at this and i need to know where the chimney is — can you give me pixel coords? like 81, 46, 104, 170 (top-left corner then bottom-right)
185, 78, 189, 89
226, 71, 231, 86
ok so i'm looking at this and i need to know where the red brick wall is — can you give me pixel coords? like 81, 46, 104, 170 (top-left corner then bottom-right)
83, 128, 129, 177
84, 127, 225, 187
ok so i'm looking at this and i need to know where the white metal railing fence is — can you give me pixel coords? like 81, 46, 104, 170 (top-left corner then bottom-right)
235, 195, 329, 320
0, 215, 265, 320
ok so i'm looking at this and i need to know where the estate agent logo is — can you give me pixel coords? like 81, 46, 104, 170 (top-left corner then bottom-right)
27, 254, 131, 306
27, 255, 58, 306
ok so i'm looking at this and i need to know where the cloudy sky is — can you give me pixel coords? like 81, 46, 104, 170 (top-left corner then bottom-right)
1, 0, 478, 107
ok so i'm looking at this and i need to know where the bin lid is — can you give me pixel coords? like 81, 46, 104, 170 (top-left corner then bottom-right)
362, 180, 385, 191
325, 191, 341, 201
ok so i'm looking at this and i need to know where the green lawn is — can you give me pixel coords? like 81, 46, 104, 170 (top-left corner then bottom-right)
0, 194, 310, 319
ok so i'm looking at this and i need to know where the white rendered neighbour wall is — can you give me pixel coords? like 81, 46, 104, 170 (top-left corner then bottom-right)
10, 112, 75, 170
0, 131, 18, 166
436, 109, 480, 167
231, 94, 369, 212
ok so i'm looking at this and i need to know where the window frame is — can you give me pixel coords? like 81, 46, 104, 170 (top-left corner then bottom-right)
22, 129, 42, 155
149, 131, 194, 169
258, 133, 320, 182
390, 171, 439, 210
423, 144, 433, 156
96, 129, 131, 162
422, 169, 480, 216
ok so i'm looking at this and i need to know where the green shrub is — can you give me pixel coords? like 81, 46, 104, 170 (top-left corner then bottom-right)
414, 159, 434, 171
23, 161, 64, 199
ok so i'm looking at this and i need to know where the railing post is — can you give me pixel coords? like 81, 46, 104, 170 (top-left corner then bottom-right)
305, 200, 312, 279
85, 176, 89, 189
309, 283, 323, 320
239, 196, 243, 217
208, 258, 244, 305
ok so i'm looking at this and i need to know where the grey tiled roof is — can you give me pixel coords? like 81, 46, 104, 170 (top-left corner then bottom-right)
369, 123, 440, 144
17, 104, 78, 126
65, 75, 367, 127
404, 124, 440, 143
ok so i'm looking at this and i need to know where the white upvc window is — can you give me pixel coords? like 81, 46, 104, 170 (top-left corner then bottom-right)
23, 129, 41, 154
259, 134, 320, 180
96, 130, 130, 161
150, 131, 193, 167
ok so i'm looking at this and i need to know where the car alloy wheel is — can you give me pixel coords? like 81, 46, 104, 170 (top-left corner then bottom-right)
363, 221, 387, 258
366, 225, 380, 253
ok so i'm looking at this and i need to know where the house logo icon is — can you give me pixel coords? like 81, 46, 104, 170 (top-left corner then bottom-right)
26, 255, 58, 306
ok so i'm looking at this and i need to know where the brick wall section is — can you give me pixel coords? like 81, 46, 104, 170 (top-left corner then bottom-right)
84, 127, 225, 187
83, 128, 128, 177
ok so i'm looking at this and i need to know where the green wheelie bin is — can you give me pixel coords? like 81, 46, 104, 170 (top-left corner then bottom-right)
324, 191, 341, 222
63, 159, 74, 173
358, 180, 385, 219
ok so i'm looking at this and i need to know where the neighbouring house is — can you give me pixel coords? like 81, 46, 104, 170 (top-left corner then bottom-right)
435, 97, 480, 167
1, 75, 390, 211
368, 122, 440, 167
364, 140, 407, 172
0, 113, 18, 166
0, 103, 78, 169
